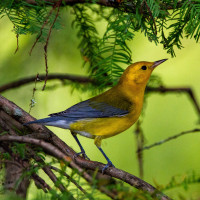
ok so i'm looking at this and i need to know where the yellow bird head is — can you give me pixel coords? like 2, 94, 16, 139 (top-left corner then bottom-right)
119, 59, 167, 87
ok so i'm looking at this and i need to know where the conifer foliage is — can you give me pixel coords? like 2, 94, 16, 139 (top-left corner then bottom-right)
1, 0, 200, 88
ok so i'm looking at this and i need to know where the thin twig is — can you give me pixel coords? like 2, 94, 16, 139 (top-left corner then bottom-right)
29, 5, 55, 55
139, 128, 200, 152
29, 73, 39, 113
28, 148, 71, 194
50, 165, 87, 195
32, 173, 52, 192
135, 120, 144, 178
42, 0, 62, 91
147, 86, 200, 117
14, 34, 19, 54
0, 160, 22, 168
0, 73, 93, 93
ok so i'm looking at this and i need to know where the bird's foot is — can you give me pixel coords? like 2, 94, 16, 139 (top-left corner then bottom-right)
74, 151, 90, 160
102, 160, 115, 174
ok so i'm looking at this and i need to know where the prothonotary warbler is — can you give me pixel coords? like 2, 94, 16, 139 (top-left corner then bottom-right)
25, 59, 167, 172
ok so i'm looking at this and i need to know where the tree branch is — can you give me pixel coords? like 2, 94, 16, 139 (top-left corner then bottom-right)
139, 128, 200, 152
0, 135, 71, 162
32, 173, 52, 193
147, 86, 200, 117
0, 94, 171, 200
50, 166, 88, 195
1, 74, 199, 117
0, 110, 73, 197
0, 134, 171, 200
0, 74, 93, 93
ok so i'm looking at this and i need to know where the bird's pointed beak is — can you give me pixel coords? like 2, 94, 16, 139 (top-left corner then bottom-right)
152, 59, 168, 69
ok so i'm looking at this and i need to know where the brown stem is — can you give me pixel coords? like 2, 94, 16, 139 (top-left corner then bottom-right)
135, 120, 144, 178
0, 134, 171, 200
42, 0, 62, 91
29, 3, 56, 55
32, 173, 52, 192
0, 73, 93, 93
140, 128, 200, 152
146, 86, 200, 116
0, 135, 71, 161
50, 165, 87, 195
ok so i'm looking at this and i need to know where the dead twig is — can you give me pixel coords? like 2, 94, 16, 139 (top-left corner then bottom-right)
43, 0, 62, 91
139, 128, 200, 152
29, 4, 55, 55
29, 73, 39, 113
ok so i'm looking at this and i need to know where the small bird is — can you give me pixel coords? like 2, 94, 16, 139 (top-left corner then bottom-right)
25, 59, 167, 172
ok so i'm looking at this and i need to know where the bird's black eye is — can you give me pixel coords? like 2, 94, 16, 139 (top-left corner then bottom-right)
141, 65, 147, 70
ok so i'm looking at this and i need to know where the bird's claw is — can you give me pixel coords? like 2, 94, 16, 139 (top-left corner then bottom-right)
74, 151, 90, 160
102, 160, 115, 174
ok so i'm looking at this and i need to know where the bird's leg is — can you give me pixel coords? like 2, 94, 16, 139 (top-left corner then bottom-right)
95, 136, 115, 173
71, 132, 90, 160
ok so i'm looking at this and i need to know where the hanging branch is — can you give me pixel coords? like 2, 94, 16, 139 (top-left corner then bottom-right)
42, 0, 62, 91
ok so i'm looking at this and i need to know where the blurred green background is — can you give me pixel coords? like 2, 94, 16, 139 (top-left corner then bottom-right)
0, 9, 200, 199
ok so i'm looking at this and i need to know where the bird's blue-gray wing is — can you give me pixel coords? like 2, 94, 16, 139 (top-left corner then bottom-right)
24, 99, 129, 127
49, 99, 129, 118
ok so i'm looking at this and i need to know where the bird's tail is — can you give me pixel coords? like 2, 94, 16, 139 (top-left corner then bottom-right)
23, 117, 53, 126
23, 116, 71, 129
